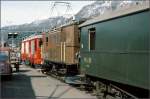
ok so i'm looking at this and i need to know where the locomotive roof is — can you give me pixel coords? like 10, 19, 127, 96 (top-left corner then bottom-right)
49, 21, 78, 31
22, 34, 42, 42
48, 21, 78, 34
79, 2, 149, 27
61, 21, 78, 27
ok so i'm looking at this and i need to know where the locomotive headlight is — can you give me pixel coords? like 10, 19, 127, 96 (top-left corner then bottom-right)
41, 61, 43, 64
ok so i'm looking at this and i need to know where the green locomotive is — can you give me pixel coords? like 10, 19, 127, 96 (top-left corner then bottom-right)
79, 3, 149, 98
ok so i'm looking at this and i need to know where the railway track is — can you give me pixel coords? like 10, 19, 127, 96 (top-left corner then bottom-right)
38, 69, 140, 99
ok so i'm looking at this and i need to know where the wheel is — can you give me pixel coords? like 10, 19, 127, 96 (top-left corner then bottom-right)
41, 69, 45, 74
16, 67, 19, 72
7, 75, 12, 80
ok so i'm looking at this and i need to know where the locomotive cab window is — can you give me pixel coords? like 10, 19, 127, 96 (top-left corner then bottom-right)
89, 28, 96, 51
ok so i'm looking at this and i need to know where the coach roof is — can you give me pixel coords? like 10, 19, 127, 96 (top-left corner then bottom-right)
22, 34, 42, 42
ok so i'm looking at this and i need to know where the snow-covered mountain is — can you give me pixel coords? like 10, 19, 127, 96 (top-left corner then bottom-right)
1, 1, 146, 32
75, 0, 145, 20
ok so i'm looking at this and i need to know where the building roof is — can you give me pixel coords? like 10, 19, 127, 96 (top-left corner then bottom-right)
79, 2, 149, 28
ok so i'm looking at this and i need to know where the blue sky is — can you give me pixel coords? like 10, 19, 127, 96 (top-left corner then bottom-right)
1, 1, 95, 27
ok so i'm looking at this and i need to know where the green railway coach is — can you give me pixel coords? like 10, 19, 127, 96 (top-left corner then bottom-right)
79, 3, 149, 98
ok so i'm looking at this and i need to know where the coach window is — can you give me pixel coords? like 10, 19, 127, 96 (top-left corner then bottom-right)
46, 37, 48, 46
89, 28, 96, 51
39, 38, 43, 47
78, 30, 81, 43
46, 37, 48, 42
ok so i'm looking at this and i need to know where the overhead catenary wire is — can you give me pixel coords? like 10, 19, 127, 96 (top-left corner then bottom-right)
50, 1, 74, 19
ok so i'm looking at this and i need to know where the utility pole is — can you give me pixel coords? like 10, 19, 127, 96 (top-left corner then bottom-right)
0, 29, 5, 48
